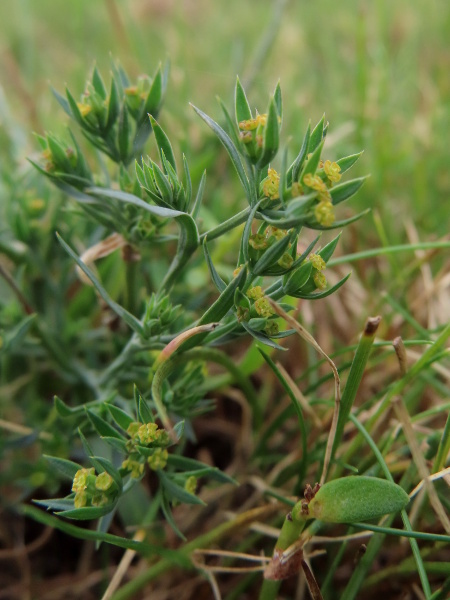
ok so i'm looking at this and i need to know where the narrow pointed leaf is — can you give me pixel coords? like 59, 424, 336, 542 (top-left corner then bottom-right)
191, 103, 249, 196
203, 239, 226, 292
235, 76, 252, 123
149, 115, 177, 173
256, 97, 280, 168
330, 176, 368, 205
308, 114, 325, 153
44, 456, 81, 480
336, 152, 363, 175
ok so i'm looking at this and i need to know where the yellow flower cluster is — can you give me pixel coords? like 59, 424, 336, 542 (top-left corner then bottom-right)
122, 458, 145, 479
309, 253, 326, 271
323, 160, 342, 183
247, 286, 264, 300
263, 168, 280, 200
238, 113, 267, 131
314, 200, 335, 227
254, 297, 274, 318
148, 448, 169, 471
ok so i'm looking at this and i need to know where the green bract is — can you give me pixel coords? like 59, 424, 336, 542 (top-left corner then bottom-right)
292, 477, 410, 524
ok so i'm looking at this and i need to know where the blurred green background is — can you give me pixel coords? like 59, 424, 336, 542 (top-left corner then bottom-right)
0, 0, 448, 238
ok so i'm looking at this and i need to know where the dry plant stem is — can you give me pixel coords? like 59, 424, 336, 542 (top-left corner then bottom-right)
111, 504, 282, 600
392, 396, 450, 534
101, 529, 147, 600
393, 336, 408, 376
408, 466, 450, 499
275, 361, 321, 427
266, 298, 341, 485
301, 559, 324, 600
76, 233, 127, 286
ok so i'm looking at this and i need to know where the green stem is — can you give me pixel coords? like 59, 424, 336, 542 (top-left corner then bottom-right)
327, 241, 450, 267
199, 207, 251, 242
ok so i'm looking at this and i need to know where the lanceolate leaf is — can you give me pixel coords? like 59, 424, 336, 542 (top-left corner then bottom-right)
330, 176, 368, 205
256, 97, 280, 169
190, 103, 250, 197
149, 115, 177, 173
203, 239, 226, 292
293, 272, 351, 299
235, 76, 252, 123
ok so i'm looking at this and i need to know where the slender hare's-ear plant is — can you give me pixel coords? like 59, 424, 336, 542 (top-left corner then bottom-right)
26, 66, 396, 593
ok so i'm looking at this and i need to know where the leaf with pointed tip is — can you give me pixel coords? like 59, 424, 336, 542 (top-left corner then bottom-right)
287, 122, 311, 185
274, 81, 282, 121
160, 471, 206, 506
330, 176, 368, 205
44, 456, 81, 480
293, 272, 351, 299
242, 199, 264, 263
241, 322, 287, 351
218, 97, 242, 148
319, 232, 342, 263
144, 64, 163, 115
106, 404, 135, 432
256, 98, 280, 168
190, 170, 206, 219
252, 233, 292, 276
86, 409, 123, 440
91, 66, 107, 98
191, 103, 249, 196
336, 152, 363, 175
56, 504, 117, 520
167, 455, 236, 484
235, 76, 252, 123
308, 114, 325, 153
307, 209, 371, 230
56, 233, 145, 336
106, 78, 120, 131
52, 87, 71, 116
149, 115, 177, 173
203, 239, 226, 292
283, 261, 313, 295
160, 491, 185, 540
301, 139, 324, 179
90, 456, 123, 491
117, 103, 130, 162
182, 155, 192, 208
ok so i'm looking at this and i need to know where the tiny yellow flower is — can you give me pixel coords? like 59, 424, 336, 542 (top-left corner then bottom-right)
147, 448, 168, 471
239, 131, 253, 144
233, 264, 244, 278
323, 160, 342, 183
265, 226, 287, 241
249, 233, 268, 250
124, 86, 138, 96
137, 422, 159, 445
303, 173, 327, 192
74, 491, 87, 508
238, 113, 267, 131
278, 252, 294, 269
247, 286, 264, 300
95, 472, 114, 491
263, 168, 280, 200
313, 271, 327, 290
122, 458, 144, 479
91, 492, 109, 507
184, 476, 198, 495
72, 468, 95, 492
309, 253, 326, 271
154, 429, 170, 446
254, 298, 274, 318
127, 422, 141, 439
314, 200, 335, 227
77, 102, 92, 118
290, 182, 303, 198
264, 321, 280, 337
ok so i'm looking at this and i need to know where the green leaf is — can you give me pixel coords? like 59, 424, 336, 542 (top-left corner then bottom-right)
301, 139, 324, 179
51, 87, 71, 117
252, 232, 292, 276
198, 263, 247, 326
56, 504, 117, 520
336, 151, 363, 175
283, 262, 313, 295
292, 477, 409, 524
190, 169, 206, 219
91, 66, 107, 99
149, 115, 177, 173
23, 504, 190, 564
91, 456, 123, 491
167, 455, 236, 484
44, 456, 81, 480
106, 404, 135, 432
182, 155, 192, 209
151, 159, 174, 205
241, 322, 287, 351
256, 97, 280, 169
56, 233, 145, 336
191, 103, 250, 197
293, 272, 351, 299
235, 76, 252, 123
273, 81, 282, 121
144, 64, 163, 115
319, 232, 342, 263
106, 78, 120, 131
307, 209, 371, 230
160, 491, 186, 540
86, 409, 122, 439
330, 176, 368, 205
101, 437, 128, 453
217, 96, 242, 148
203, 239, 226, 292
288, 121, 311, 184
308, 114, 325, 153
54, 395, 75, 417
159, 471, 206, 506
117, 103, 130, 162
